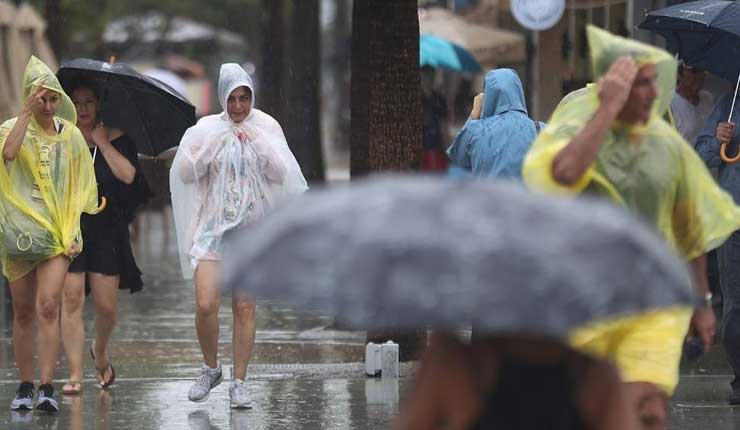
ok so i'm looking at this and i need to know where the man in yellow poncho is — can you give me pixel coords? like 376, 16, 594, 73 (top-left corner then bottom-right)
0, 56, 98, 413
523, 26, 740, 429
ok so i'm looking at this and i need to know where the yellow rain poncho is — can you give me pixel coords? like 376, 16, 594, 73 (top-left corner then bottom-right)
0, 56, 98, 281
523, 26, 740, 394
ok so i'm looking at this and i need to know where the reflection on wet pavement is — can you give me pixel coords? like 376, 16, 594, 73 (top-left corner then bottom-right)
3, 211, 738, 428
0, 211, 405, 429
1, 378, 406, 430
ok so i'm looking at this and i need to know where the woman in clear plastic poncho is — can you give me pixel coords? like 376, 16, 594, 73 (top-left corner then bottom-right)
170, 63, 307, 407
523, 26, 740, 428
1, 56, 98, 412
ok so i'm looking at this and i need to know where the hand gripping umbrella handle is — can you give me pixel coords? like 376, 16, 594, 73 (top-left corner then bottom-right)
721, 71, 740, 164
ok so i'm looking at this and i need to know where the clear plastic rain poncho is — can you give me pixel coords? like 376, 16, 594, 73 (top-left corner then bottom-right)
447, 69, 537, 178
523, 26, 740, 395
523, 25, 740, 262
170, 64, 308, 279
0, 56, 98, 281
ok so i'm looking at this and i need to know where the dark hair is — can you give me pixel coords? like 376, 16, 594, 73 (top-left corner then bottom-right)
66, 77, 102, 101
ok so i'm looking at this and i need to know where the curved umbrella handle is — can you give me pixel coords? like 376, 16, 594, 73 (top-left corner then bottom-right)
90, 196, 107, 214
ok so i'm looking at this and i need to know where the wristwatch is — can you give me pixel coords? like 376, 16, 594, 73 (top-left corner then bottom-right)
697, 292, 713, 309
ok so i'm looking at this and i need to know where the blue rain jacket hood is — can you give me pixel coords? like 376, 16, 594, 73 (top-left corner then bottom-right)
447, 69, 537, 178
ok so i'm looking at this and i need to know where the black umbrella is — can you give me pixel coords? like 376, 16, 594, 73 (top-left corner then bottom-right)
638, 1, 740, 122
57, 58, 196, 156
223, 175, 694, 339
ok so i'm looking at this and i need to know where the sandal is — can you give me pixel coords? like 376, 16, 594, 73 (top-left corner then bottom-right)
62, 380, 83, 395
90, 345, 116, 389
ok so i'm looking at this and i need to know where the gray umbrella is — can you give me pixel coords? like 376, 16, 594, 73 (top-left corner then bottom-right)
223, 175, 693, 339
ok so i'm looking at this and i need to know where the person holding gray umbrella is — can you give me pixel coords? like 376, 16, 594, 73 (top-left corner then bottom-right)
170, 63, 306, 409
221, 175, 696, 430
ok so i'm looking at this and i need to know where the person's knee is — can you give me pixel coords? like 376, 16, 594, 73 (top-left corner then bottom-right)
13, 301, 35, 326
63, 287, 84, 316
37, 296, 61, 322
232, 298, 255, 322
197, 296, 221, 317
95, 301, 118, 323
625, 382, 668, 430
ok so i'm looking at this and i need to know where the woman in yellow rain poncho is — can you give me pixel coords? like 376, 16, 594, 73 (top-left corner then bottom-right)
523, 26, 740, 428
2, 56, 98, 412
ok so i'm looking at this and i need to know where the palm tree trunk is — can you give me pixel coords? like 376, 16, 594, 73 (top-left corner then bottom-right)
351, 0, 424, 361
285, 0, 325, 182
260, 0, 286, 120
350, 0, 422, 176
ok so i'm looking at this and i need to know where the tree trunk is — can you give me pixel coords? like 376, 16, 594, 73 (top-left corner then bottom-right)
260, 0, 286, 120
351, 0, 424, 361
284, 0, 325, 182
350, 0, 422, 177
44, 0, 64, 57
334, 0, 352, 151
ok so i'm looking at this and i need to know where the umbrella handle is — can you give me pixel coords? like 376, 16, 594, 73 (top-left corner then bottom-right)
721, 143, 740, 164
90, 196, 107, 214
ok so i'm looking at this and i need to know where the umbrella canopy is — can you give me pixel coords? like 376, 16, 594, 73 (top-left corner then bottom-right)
420, 35, 482, 73
223, 175, 694, 339
638, 0, 740, 83
57, 58, 196, 156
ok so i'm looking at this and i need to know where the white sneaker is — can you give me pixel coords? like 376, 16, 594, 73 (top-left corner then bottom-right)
188, 363, 223, 403
10, 382, 34, 411
229, 379, 252, 409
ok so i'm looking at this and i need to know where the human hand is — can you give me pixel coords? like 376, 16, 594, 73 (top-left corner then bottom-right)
470, 93, 484, 120
690, 307, 716, 351
22, 83, 48, 117
90, 124, 110, 148
67, 240, 81, 258
597, 57, 638, 118
716, 122, 735, 146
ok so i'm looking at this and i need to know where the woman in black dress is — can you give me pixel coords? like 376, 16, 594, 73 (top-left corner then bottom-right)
60, 79, 150, 393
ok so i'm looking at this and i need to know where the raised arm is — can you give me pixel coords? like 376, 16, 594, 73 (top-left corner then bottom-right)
3, 86, 48, 161
552, 58, 637, 185
92, 127, 136, 184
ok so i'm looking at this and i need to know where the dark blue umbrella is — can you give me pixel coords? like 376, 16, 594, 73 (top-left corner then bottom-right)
638, 1, 740, 120
420, 35, 482, 73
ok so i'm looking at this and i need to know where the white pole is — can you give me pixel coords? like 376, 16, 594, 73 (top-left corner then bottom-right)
729, 70, 740, 123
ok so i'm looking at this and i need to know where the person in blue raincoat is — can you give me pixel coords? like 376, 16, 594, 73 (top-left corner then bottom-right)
696, 93, 740, 405
447, 69, 538, 179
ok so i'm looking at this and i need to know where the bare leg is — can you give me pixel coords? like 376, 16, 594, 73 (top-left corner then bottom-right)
61, 273, 86, 386
232, 293, 256, 380
9, 271, 37, 383
36, 255, 71, 384
90, 273, 119, 386
195, 260, 221, 368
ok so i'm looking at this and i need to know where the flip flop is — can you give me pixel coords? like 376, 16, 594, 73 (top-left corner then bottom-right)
90, 345, 116, 389
62, 381, 83, 395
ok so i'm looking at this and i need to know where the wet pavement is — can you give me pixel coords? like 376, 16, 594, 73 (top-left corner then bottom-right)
0, 210, 409, 429
2, 209, 740, 429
